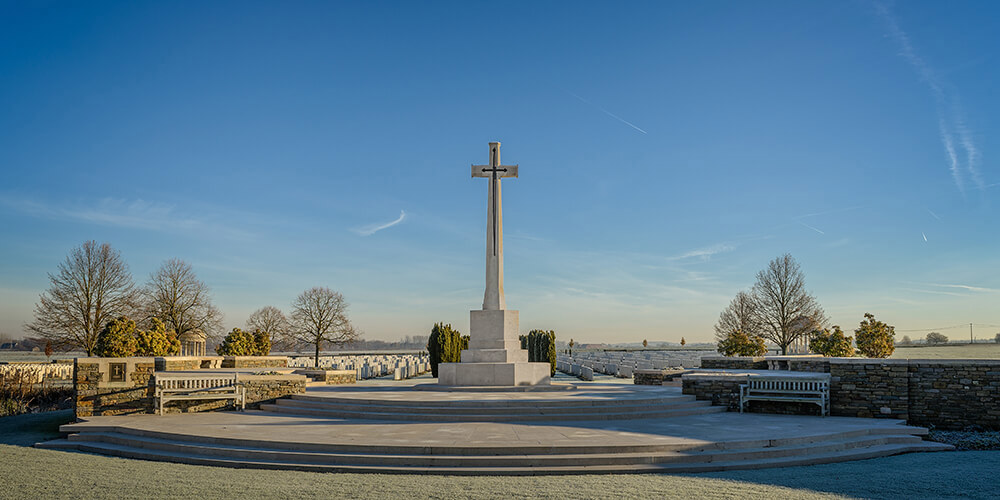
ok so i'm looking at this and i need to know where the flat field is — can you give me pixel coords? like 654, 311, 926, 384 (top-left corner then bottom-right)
890, 343, 1000, 359
0, 352, 82, 363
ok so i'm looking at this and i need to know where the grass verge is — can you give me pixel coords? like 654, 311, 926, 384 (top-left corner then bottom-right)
2, 412, 999, 499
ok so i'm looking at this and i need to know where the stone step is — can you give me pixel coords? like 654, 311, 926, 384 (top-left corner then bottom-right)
273, 396, 713, 415
58, 431, 931, 467
54, 420, 933, 456
287, 392, 694, 408
35, 434, 952, 475
258, 402, 727, 422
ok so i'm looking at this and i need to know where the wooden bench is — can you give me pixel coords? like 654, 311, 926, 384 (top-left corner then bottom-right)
154, 374, 245, 415
739, 374, 830, 416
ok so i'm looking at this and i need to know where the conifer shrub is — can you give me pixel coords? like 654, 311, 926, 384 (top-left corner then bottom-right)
526, 329, 557, 375
427, 323, 463, 377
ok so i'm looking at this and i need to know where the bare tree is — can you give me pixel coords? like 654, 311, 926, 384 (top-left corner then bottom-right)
289, 287, 359, 367
752, 254, 827, 355
143, 259, 223, 338
713, 290, 762, 341
25, 241, 139, 355
246, 306, 293, 352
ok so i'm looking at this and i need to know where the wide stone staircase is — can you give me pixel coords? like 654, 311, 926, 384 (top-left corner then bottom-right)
37, 421, 950, 475
256, 392, 726, 422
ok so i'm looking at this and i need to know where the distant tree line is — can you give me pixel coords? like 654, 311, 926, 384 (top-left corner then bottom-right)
25, 241, 359, 364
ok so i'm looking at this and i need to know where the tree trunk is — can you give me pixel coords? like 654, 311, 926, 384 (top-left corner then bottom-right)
314, 343, 320, 368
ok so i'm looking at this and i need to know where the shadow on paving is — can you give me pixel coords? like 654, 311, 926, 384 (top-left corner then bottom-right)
687, 450, 1000, 499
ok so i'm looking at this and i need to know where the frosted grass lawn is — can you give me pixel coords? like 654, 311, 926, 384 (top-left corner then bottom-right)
2, 411, 999, 499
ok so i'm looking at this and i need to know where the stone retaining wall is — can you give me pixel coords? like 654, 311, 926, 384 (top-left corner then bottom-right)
634, 369, 665, 385
694, 356, 1000, 429
74, 358, 156, 417
829, 360, 908, 420
221, 356, 289, 368
74, 357, 303, 418
906, 360, 1000, 430
681, 373, 743, 409
293, 369, 356, 385
700, 356, 768, 370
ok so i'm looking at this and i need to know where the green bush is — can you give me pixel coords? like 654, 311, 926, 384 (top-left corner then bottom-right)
716, 329, 767, 357
855, 313, 895, 358
252, 329, 272, 355
134, 318, 180, 356
809, 325, 855, 357
94, 316, 139, 357
216, 328, 256, 356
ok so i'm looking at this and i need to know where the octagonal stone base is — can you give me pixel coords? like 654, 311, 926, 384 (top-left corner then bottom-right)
438, 361, 551, 387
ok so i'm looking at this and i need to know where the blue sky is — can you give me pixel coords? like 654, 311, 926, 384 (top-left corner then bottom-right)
1, 1, 998, 343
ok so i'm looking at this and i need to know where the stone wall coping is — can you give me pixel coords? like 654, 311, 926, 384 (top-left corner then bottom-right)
153, 371, 306, 382
237, 374, 308, 382
75, 357, 156, 363
294, 369, 355, 375
684, 369, 832, 380
222, 356, 290, 360
828, 358, 1000, 366
155, 356, 223, 361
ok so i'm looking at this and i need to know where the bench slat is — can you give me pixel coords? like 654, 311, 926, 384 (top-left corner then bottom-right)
740, 374, 829, 417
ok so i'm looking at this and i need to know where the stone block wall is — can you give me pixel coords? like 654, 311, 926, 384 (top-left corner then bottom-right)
829, 359, 908, 420
221, 356, 289, 368
74, 358, 156, 417
75, 357, 304, 417
690, 357, 1000, 429
155, 357, 201, 371
700, 356, 768, 370
324, 370, 355, 385
787, 358, 831, 373
293, 369, 356, 385
906, 360, 1000, 430
682, 374, 744, 410
241, 375, 307, 408
634, 369, 665, 385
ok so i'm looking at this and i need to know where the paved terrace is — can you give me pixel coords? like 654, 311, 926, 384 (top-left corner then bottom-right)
62, 380, 921, 452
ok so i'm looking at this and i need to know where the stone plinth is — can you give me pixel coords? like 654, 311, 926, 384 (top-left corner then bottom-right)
438, 309, 550, 386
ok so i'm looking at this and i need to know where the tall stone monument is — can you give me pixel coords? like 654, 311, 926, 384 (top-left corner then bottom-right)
438, 142, 551, 386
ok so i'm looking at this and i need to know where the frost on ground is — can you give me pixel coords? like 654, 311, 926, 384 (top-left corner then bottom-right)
2, 411, 999, 499
929, 429, 1000, 450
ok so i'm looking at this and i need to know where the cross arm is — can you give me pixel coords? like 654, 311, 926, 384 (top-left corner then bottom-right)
471, 164, 519, 178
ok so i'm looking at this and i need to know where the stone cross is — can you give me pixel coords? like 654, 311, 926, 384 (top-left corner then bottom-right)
472, 142, 518, 311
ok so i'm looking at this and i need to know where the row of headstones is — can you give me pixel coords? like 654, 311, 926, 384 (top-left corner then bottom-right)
555, 360, 594, 381
288, 354, 431, 380
392, 362, 430, 380
557, 351, 707, 378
